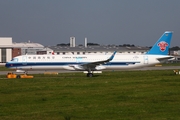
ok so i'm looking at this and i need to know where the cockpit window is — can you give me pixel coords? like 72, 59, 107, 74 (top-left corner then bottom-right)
11, 58, 18, 62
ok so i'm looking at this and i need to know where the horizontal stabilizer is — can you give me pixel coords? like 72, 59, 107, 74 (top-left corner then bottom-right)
157, 56, 174, 61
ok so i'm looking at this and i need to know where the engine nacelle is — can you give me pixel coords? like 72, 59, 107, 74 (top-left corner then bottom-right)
95, 65, 106, 70
63, 65, 85, 71
73, 65, 84, 70
16, 70, 25, 73
63, 65, 106, 71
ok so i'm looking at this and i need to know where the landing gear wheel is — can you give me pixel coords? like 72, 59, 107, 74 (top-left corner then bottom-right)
87, 73, 93, 77
16, 75, 21, 78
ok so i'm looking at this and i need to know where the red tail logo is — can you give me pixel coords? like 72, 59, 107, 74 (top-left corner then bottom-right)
158, 41, 168, 52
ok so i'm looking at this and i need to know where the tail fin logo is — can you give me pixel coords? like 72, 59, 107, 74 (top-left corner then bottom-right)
157, 41, 168, 52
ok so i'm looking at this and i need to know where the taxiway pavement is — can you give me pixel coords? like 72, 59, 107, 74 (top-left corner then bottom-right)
0, 66, 180, 75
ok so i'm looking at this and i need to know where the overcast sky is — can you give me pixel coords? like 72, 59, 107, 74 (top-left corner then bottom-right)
0, 0, 180, 47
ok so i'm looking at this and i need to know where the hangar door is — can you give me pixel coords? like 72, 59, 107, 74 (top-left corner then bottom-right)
1, 48, 6, 63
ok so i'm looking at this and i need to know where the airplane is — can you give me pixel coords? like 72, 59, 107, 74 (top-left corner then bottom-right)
5, 31, 174, 77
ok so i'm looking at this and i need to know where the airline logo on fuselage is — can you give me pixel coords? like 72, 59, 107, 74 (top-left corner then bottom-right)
157, 41, 168, 52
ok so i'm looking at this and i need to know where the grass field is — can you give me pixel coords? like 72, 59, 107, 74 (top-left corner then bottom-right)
0, 70, 180, 120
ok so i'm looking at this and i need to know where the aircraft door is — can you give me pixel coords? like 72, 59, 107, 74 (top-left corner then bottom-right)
143, 56, 148, 64
22, 56, 27, 65
76, 57, 82, 63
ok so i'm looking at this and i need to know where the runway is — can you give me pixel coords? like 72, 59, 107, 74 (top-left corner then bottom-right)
0, 66, 180, 75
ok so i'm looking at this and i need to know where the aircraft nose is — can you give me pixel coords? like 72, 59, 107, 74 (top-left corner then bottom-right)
5, 62, 10, 68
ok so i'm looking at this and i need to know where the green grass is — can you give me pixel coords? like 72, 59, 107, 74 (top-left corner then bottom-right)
0, 70, 180, 120
0, 65, 9, 71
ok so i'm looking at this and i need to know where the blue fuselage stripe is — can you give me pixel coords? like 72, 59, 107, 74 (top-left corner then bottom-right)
5, 62, 140, 68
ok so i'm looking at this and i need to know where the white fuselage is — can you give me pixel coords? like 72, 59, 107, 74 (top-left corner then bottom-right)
5, 54, 170, 71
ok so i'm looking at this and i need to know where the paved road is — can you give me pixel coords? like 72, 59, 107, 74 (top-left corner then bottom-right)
0, 66, 180, 75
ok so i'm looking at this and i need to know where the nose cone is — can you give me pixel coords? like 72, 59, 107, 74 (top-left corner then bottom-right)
5, 62, 10, 68
5, 62, 12, 68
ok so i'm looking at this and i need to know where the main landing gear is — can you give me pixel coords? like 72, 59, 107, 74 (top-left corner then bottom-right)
85, 70, 102, 77
87, 73, 93, 77
86, 68, 94, 77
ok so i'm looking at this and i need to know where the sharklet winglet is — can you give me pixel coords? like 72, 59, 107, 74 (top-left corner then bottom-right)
108, 51, 117, 61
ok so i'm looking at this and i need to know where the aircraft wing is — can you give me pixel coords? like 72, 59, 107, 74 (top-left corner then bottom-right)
81, 51, 117, 70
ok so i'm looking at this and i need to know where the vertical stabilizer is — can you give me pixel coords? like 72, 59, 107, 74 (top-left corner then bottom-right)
146, 31, 173, 55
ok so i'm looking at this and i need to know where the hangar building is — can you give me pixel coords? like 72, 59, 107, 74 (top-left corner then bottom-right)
49, 45, 149, 55
0, 37, 53, 64
0, 37, 12, 63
